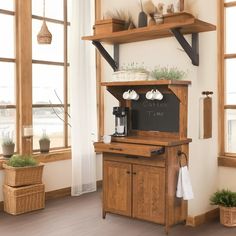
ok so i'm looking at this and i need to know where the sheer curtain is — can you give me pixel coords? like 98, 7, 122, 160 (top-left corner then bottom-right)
70, 0, 97, 196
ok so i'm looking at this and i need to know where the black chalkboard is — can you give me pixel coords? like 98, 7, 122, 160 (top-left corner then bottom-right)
131, 94, 179, 132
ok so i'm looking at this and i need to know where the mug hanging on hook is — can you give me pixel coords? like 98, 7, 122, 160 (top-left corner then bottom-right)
37, 0, 52, 44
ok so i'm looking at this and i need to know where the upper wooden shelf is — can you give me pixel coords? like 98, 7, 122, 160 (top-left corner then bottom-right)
82, 13, 216, 45
101, 79, 191, 87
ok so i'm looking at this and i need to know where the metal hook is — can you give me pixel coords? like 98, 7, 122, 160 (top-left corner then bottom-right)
177, 150, 188, 167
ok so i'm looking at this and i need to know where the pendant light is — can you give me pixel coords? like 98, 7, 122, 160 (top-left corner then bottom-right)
37, 0, 52, 44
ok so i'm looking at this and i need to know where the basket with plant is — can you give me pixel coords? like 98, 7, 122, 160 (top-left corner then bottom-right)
210, 189, 236, 227
3, 154, 44, 187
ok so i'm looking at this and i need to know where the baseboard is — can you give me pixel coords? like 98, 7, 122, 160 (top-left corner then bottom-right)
0, 201, 3, 212
96, 180, 102, 188
45, 187, 71, 200
186, 208, 220, 227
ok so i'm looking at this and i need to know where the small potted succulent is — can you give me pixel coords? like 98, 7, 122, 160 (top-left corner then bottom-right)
210, 189, 236, 227
39, 131, 50, 153
1, 132, 15, 158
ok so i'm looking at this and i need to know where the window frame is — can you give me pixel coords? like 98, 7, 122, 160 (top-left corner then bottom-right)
219, 0, 236, 159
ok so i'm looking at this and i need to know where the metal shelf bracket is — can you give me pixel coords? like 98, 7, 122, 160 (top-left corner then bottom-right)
171, 28, 199, 66
92, 41, 119, 71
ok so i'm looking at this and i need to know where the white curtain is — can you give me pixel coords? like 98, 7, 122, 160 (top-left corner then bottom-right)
70, 0, 97, 196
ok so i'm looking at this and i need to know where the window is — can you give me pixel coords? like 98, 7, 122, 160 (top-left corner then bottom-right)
219, 0, 236, 156
32, 0, 71, 150
0, 1, 17, 153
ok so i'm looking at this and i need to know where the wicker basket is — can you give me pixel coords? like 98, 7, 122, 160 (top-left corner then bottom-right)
220, 206, 236, 227
3, 184, 45, 215
3, 163, 44, 187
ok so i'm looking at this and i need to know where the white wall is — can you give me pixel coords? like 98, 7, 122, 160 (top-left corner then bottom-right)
0, 160, 72, 201
100, 0, 218, 217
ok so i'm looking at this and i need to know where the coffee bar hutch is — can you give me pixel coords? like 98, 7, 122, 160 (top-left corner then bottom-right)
83, 13, 216, 233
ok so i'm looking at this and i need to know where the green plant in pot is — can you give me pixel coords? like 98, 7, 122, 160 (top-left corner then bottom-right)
3, 154, 44, 187
39, 131, 50, 153
210, 189, 236, 227
1, 132, 15, 158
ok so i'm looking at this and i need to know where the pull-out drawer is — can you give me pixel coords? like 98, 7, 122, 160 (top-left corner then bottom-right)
94, 142, 164, 157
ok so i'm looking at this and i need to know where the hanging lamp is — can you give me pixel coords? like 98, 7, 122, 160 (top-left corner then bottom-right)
37, 0, 52, 44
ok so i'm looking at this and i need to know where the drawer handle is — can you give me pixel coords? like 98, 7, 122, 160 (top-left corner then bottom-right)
109, 147, 123, 151
126, 171, 130, 174
132, 172, 137, 175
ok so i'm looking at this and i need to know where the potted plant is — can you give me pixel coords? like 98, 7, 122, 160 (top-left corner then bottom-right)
1, 132, 15, 158
3, 154, 44, 187
210, 189, 236, 227
39, 131, 50, 153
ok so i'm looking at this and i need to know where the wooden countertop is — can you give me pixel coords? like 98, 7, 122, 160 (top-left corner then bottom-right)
111, 135, 192, 146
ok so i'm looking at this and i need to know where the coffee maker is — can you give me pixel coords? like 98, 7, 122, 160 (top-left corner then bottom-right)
113, 107, 129, 137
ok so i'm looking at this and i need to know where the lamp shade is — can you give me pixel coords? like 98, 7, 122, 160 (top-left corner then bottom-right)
37, 20, 52, 44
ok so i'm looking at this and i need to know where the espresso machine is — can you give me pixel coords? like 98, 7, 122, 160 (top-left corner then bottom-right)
113, 107, 129, 137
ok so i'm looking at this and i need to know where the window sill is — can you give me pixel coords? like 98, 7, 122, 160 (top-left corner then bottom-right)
0, 149, 71, 170
218, 156, 236, 168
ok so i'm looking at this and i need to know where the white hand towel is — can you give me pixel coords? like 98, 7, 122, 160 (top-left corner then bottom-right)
176, 166, 183, 198
176, 166, 194, 200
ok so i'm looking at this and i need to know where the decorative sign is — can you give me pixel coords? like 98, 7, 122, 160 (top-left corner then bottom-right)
131, 94, 180, 132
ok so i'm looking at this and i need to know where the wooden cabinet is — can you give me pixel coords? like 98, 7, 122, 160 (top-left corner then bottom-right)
103, 157, 165, 223
93, 81, 191, 233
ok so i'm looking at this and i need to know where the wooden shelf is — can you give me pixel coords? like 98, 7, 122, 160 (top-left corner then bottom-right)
82, 13, 216, 67
101, 80, 191, 87
82, 14, 216, 44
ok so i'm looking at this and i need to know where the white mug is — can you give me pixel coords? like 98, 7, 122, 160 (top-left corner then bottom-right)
103, 135, 111, 144
122, 90, 131, 100
146, 90, 155, 100
153, 89, 163, 100
129, 90, 139, 100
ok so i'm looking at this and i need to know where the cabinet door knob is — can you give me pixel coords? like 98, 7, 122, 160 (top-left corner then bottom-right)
132, 172, 137, 175
126, 171, 130, 174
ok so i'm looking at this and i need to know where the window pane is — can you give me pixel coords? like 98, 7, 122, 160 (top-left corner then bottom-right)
225, 109, 236, 153
226, 59, 236, 105
32, 0, 64, 20
0, 108, 16, 154
32, 19, 64, 61
0, 14, 15, 58
0, 0, 14, 11
33, 64, 64, 104
67, 0, 72, 22
225, 7, 236, 54
0, 62, 15, 105
33, 107, 64, 149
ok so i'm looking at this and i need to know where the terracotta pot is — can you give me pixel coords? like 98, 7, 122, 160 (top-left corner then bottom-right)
2, 143, 15, 158
39, 139, 50, 153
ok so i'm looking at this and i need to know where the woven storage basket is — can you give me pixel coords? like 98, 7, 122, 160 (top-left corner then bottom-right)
3, 184, 45, 215
220, 206, 236, 227
3, 163, 44, 187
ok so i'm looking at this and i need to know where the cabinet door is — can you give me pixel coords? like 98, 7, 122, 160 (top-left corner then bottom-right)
103, 160, 132, 216
132, 165, 165, 224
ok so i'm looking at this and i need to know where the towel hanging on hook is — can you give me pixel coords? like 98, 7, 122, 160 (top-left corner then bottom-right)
176, 151, 194, 200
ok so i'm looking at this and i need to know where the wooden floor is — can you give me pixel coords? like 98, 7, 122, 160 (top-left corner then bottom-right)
0, 190, 236, 236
